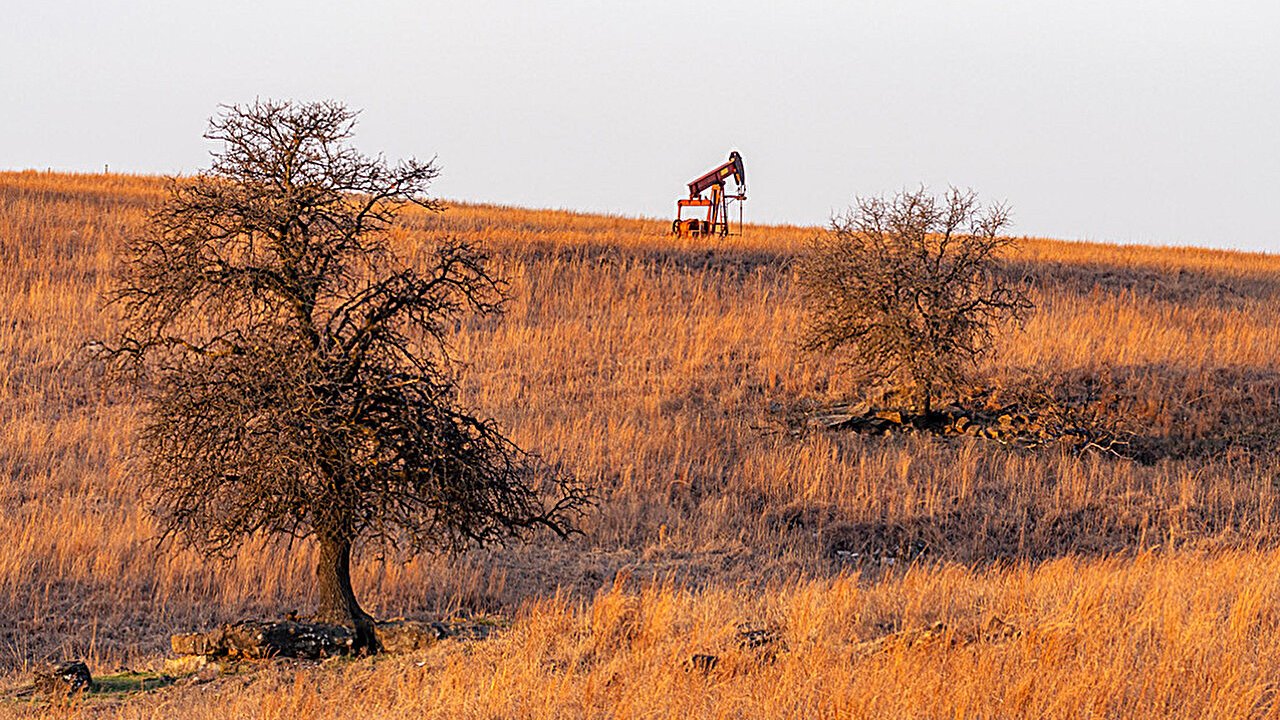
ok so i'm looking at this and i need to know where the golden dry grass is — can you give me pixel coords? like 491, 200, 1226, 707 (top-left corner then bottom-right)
4, 170, 1280, 717
95, 550, 1280, 719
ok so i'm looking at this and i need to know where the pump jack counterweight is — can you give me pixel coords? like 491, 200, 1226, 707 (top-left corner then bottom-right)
672, 151, 746, 238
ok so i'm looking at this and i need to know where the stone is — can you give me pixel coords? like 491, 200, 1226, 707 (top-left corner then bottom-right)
372, 620, 445, 654
737, 627, 777, 650
437, 620, 495, 642
866, 417, 890, 430
686, 654, 719, 673
875, 409, 904, 425
171, 621, 355, 660
33, 660, 93, 696
171, 618, 492, 660
171, 631, 217, 656
812, 413, 855, 429
162, 654, 208, 677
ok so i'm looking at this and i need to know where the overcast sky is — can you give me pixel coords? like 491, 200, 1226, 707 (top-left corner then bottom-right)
3, 1, 1277, 251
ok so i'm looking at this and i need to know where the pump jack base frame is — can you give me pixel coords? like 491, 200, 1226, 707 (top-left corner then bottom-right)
673, 199, 727, 238
672, 194, 745, 239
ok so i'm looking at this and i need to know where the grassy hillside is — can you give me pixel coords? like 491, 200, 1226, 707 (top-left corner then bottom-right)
4, 171, 1280, 717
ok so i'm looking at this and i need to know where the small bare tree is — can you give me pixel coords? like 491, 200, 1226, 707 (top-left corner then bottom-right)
797, 187, 1031, 414
108, 100, 589, 646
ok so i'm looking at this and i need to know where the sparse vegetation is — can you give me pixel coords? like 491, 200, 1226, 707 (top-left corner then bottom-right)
5, 171, 1280, 717
798, 187, 1032, 413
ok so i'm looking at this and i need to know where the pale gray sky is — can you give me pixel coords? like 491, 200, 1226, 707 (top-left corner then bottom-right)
3, 1, 1277, 251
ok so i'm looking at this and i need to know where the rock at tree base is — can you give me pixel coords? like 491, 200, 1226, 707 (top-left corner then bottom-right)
171, 621, 355, 659
161, 654, 209, 677
171, 618, 489, 659
33, 660, 93, 696
874, 409, 904, 425
372, 620, 447, 654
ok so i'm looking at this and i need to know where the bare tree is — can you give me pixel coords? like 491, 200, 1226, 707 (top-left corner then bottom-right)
797, 187, 1032, 414
108, 100, 589, 646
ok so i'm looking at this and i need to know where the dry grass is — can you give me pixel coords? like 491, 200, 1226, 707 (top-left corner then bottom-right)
90, 550, 1280, 719
4, 170, 1280, 717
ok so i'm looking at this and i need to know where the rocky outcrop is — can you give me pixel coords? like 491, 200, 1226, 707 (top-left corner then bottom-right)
171, 621, 355, 659
372, 620, 449, 654
171, 618, 495, 659
807, 401, 1130, 455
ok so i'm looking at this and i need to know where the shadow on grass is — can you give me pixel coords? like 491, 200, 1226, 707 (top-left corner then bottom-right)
1003, 256, 1280, 309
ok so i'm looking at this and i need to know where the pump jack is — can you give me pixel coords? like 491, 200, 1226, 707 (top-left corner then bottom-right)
672, 151, 746, 238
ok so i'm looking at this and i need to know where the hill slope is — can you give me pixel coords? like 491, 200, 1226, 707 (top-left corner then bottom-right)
4, 171, 1280, 717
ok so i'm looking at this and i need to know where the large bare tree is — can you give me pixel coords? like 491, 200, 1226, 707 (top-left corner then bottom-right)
109, 100, 588, 645
797, 187, 1032, 414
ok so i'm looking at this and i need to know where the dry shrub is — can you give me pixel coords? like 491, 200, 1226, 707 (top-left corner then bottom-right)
797, 187, 1031, 413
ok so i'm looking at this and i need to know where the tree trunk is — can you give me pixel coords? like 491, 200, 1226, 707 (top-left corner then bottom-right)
315, 531, 376, 651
